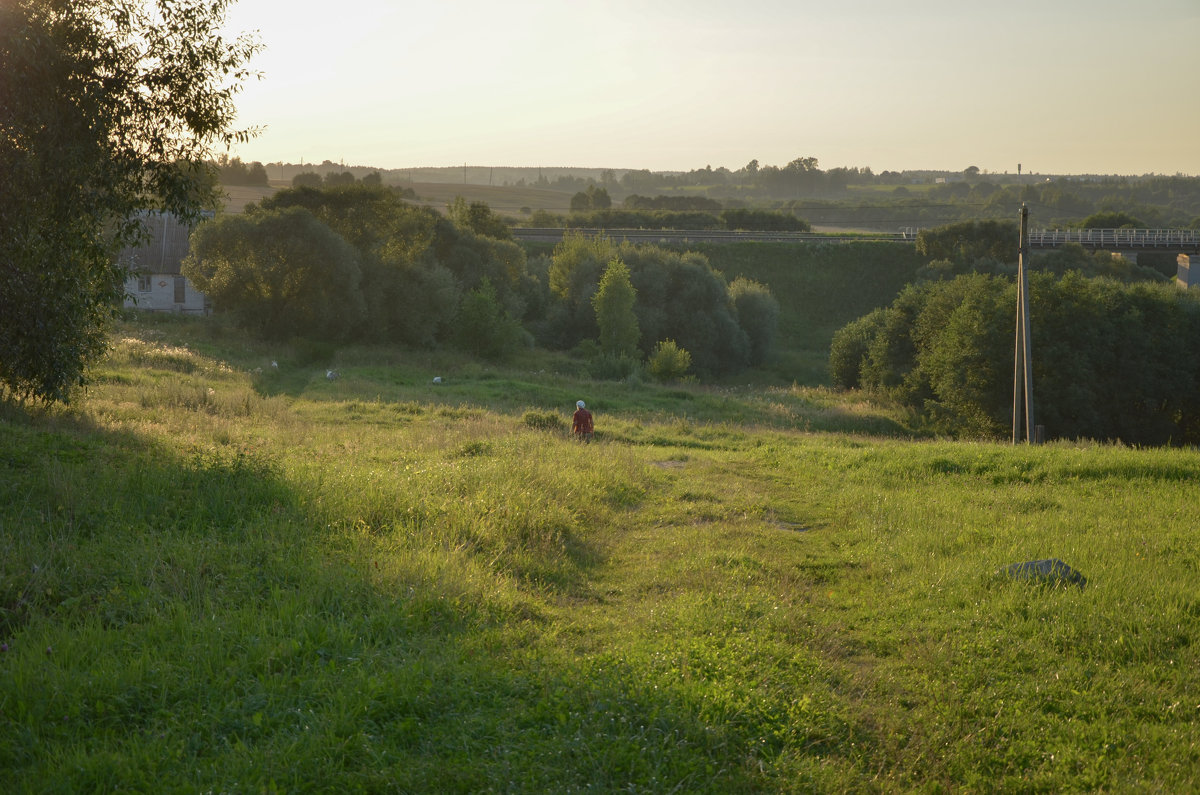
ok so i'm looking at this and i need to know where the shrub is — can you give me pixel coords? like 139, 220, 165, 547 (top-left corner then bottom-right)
522, 410, 566, 432
647, 339, 692, 382
828, 308, 886, 389
729, 277, 779, 365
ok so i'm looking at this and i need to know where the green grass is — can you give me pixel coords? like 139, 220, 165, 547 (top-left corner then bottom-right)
2, 315, 1199, 791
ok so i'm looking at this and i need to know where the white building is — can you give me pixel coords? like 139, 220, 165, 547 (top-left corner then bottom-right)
120, 211, 210, 314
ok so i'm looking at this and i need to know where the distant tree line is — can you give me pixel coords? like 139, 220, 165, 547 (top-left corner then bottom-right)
259, 157, 1200, 229
183, 186, 778, 379
533, 171, 1200, 233
215, 156, 269, 187
527, 206, 810, 233
292, 169, 410, 193
565, 166, 1200, 230
830, 221, 1200, 444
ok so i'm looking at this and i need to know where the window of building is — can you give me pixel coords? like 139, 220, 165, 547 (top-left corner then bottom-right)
137, 275, 152, 292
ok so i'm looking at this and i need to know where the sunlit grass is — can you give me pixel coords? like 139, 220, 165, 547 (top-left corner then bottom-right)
1, 315, 1198, 791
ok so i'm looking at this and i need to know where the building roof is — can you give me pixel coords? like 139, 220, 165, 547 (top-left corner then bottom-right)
116, 211, 206, 275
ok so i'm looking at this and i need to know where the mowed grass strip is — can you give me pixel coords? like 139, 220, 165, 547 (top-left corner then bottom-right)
0, 316, 1197, 791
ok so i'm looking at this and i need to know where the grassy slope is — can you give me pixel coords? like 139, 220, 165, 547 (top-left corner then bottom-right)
694, 241, 924, 384
1, 316, 1198, 792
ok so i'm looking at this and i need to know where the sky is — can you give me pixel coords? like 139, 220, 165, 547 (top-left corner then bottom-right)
222, 0, 1200, 176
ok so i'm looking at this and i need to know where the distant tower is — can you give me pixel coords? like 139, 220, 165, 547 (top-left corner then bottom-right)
1018, 163, 1022, 176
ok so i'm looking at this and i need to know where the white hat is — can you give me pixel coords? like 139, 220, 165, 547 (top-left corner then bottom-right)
577, 400, 585, 408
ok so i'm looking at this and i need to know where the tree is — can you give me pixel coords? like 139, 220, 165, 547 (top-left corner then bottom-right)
254, 183, 472, 346
592, 258, 640, 358
184, 207, 365, 342
829, 308, 887, 389
721, 209, 810, 232
833, 272, 1200, 444
915, 220, 1018, 265
622, 247, 749, 376
1081, 211, 1143, 229
0, 0, 260, 403
728, 278, 779, 365
569, 185, 611, 212
569, 191, 592, 213
647, 339, 691, 382
292, 171, 323, 189
545, 232, 617, 344
246, 161, 269, 186
216, 156, 267, 186
455, 278, 524, 360
447, 196, 512, 240
324, 171, 355, 187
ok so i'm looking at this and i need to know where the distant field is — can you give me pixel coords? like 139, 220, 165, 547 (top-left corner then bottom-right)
846, 182, 940, 195
220, 184, 278, 213
405, 181, 577, 216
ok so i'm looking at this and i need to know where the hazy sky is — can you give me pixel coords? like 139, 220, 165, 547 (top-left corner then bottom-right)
223, 0, 1200, 175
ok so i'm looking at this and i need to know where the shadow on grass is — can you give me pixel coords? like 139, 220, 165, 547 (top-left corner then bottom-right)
0, 402, 860, 791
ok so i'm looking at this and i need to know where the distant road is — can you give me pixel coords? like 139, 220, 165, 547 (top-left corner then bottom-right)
511, 228, 914, 245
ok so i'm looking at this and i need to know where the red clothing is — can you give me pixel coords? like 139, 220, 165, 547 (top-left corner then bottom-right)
572, 407, 593, 436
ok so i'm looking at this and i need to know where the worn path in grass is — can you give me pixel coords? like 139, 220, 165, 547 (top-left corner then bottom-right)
2, 319, 1199, 791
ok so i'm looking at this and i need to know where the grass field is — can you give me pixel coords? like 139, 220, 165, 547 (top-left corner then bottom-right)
2, 314, 1198, 792
221, 184, 279, 214
404, 182, 578, 217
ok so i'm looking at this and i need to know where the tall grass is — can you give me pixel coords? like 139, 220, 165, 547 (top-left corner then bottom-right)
1, 315, 1197, 791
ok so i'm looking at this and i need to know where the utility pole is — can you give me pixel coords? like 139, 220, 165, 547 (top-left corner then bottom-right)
1013, 204, 1036, 443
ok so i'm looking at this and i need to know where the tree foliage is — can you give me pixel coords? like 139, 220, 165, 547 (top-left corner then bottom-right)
1081, 211, 1143, 229
647, 339, 692, 382
183, 207, 365, 342
622, 246, 749, 376
728, 277, 780, 365
592, 258, 640, 359
454, 278, 525, 360
721, 209, 810, 232
832, 273, 1200, 444
569, 185, 612, 212
0, 0, 260, 402
292, 172, 322, 189
448, 196, 512, 241
915, 220, 1018, 265
217, 156, 268, 186
544, 235, 757, 376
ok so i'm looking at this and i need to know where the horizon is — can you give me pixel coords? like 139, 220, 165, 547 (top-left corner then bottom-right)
234, 159, 1198, 180
223, 0, 1200, 177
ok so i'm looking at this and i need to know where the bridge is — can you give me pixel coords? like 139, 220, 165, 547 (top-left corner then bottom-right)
511, 227, 914, 245
513, 226, 1200, 252
1027, 228, 1200, 254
